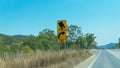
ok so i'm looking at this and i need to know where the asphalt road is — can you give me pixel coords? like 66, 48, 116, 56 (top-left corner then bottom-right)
74, 49, 120, 68
90, 50, 120, 68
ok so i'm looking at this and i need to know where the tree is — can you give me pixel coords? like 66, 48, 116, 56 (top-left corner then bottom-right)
42, 28, 55, 39
38, 28, 57, 50
10, 43, 22, 53
67, 25, 97, 49
0, 37, 3, 46
67, 25, 82, 46
76, 36, 86, 49
111, 38, 120, 49
84, 33, 97, 49
23, 35, 38, 50
23, 28, 58, 51
118, 38, 120, 48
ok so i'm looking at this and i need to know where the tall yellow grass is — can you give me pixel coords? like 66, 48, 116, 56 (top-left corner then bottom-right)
0, 49, 90, 68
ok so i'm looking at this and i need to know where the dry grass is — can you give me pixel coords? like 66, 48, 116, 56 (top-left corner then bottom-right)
0, 49, 91, 68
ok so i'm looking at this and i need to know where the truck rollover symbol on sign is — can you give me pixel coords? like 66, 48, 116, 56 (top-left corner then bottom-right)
58, 21, 65, 30
57, 20, 66, 43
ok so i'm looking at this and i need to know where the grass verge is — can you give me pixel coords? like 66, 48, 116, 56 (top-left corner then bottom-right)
0, 49, 91, 68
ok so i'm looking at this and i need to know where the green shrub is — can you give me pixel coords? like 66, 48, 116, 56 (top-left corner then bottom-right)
10, 43, 22, 53
69, 44, 78, 49
0, 45, 10, 58
21, 45, 34, 54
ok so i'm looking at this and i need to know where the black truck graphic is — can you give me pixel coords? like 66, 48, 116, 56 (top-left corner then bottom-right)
58, 21, 65, 30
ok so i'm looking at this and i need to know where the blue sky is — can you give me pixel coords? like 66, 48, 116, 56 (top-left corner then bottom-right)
0, 0, 120, 45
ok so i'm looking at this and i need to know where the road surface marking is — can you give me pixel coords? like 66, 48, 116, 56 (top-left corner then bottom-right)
88, 50, 101, 68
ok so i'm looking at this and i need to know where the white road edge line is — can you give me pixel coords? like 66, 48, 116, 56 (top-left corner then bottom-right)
88, 50, 101, 68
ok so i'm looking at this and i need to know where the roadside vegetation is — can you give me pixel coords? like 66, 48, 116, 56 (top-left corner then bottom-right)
0, 24, 97, 68
112, 38, 120, 49
0, 49, 91, 68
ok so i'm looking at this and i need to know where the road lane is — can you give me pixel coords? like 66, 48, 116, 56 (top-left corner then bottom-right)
74, 49, 101, 68
91, 50, 120, 68
88, 50, 101, 68
74, 49, 120, 68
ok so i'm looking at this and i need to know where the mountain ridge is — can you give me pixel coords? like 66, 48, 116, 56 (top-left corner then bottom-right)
0, 33, 28, 45
98, 42, 117, 49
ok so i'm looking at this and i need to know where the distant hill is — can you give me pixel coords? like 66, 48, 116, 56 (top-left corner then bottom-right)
0, 34, 28, 45
98, 43, 117, 49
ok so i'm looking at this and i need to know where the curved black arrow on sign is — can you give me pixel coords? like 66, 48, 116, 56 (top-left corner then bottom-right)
58, 21, 65, 30
58, 32, 65, 39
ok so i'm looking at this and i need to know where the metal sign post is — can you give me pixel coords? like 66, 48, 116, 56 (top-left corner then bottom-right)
64, 40, 66, 55
57, 40, 60, 57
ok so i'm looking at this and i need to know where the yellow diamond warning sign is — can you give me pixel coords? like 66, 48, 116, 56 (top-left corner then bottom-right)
57, 20, 67, 43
